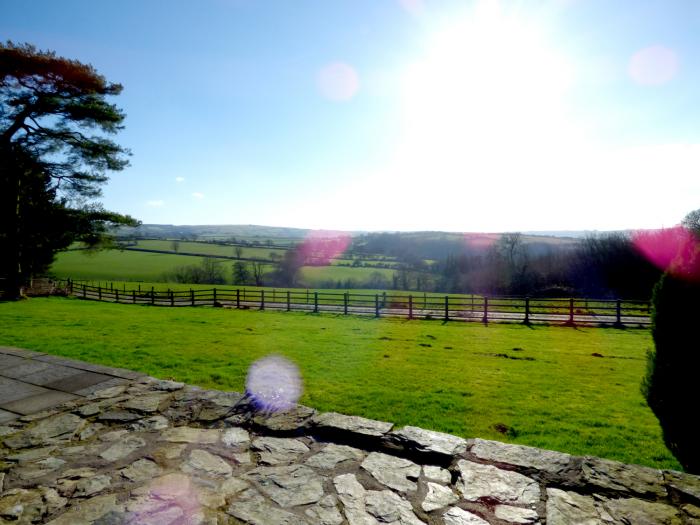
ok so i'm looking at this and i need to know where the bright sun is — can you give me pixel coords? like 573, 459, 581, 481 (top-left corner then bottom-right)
365, 1, 586, 230
398, 1, 576, 187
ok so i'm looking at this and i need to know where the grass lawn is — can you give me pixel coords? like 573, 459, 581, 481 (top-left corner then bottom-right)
0, 297, 676, 470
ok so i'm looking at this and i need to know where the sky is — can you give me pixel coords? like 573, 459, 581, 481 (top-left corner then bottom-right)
2, 0, 700, 232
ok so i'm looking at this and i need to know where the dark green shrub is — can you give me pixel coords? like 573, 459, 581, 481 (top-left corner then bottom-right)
643, 270, 700, 473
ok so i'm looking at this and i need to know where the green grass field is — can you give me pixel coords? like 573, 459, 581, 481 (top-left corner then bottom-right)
133, 239, 288, 260
0, 297, 676, 470
51, 248, 398, 288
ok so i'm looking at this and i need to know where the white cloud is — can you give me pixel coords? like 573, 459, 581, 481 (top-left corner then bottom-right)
175, 177, 185, 183
192, 192, 204, 200
146, 200, 165, 208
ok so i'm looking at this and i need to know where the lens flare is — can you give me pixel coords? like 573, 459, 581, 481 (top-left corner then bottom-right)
129, 473, 201, 523
298, 231, 352, 266
628, 45, 679, 86
246, 355, 302, 412
632, 227, 700, 281
317, 62, 360, 101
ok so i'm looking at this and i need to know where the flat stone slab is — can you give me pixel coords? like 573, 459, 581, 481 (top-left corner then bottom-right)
0, 377, 50, 404
312, 411, 393, 438
0, 408, 19, 423
0, 390, 78, 415
455, 459, 541, 506
0, 346, 46, 358
470, 438, 572, 475
386, 425, 468, 457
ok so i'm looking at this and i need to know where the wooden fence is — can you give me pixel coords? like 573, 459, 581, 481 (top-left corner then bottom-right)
60, 280, 651, 327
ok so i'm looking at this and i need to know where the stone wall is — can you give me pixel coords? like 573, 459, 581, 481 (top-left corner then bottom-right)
1, 376, 698, 524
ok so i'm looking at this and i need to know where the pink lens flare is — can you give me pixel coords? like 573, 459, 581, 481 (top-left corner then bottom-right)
298, 231, 352, 266
246, 355, 302, 412
632, 227, 700, 281
628, 45, 679, 86
317, 62, 360, 101
130, 473, 201, 523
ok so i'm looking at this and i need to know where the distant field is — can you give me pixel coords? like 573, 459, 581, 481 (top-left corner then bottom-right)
51, 250, 273, 283
133, 239, 287, 260
51, 248, 399, 288
0, 297, 674, 470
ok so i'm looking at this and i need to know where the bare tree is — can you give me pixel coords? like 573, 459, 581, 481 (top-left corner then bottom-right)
250, 262, 265, 286
171, 240, 180, 253
234, 246, 243, 259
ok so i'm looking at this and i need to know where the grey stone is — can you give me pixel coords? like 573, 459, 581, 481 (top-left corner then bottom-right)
305, 494, 344, 525
120, 458, 163, 482
443, 507, 491, 525
365, 490, 425, 524
219, 477, 249, 500
306, 443, 366, 469
422, 465, 451, 484
99, 435, 146, 461
2, 360, 51, 379
86, 384, 128, 399
245, 464, 324, 507
581, 456, 667, 498
333, 473, 377, 525
122, 392, 171, 413
665, 470, 700, 504
43, 371, 115, 393
222, 427, 249, 447
386, 426, 467, 457
150, 379, 185, 391
129, 415, 169, 431
312, 411, 393, 437
546, 488, 602, 525
74, 474, 112, 497
471, 438, 572, 475
252, 436, 310, 465
602, 497, 682, 525
44, 494, 123, 525
0, 409, 19, 423
455, 459, 540, 506
0, 473, 4, 492
0, 423, 18, 435
97, 410, 141, 422
75, 378, 129, 397
182, 449, 233, 477
421, 482, 457, 512
6, 445, 57, 462
0, 488, 47, 524
361, 452, 420, 493
494, 505, 540, 524
0, 375, 53, 408
99, 429, 129, 441
252, 404, 316, 432
161, 426, 220, 443
228, 497, 309, 525
4, 413, 84, 448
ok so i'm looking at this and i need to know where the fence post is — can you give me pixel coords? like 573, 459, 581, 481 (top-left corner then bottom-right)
151, 287, 155, 305
409, 295, 413, 320
615, 299, 622, 327
115, 289, 119, 303
382, 291, 387, 308
273, 289, 276, 303
524, 297, 530, 325
344, 292, 348, 315
83, 284, 86, 298
314, 292, 318, 313
138, 284, 141, 292
375, 294, 380, 317
213, 288, 217, 305
190, 289, 194, 306
260, 290, 265, 310
170, 290, 174, 307
444, 295, 449, 322
568, 297, 575, 325
98, 285, 102, 301
287, 291, 291, 311
132, 290, 135, 304
483, 296, 489, 324
236, 289, 240, 308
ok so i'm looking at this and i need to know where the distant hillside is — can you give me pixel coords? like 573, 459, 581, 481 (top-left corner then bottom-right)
114, 224, 313, 240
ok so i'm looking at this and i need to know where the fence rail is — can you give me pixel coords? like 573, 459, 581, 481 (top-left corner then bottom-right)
58, 279, 651, 327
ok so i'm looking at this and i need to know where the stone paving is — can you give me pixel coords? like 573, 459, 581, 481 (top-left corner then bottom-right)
1, 348, 699, 524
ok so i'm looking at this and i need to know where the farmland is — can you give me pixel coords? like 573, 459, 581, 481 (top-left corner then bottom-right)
0, 297, 676, 470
